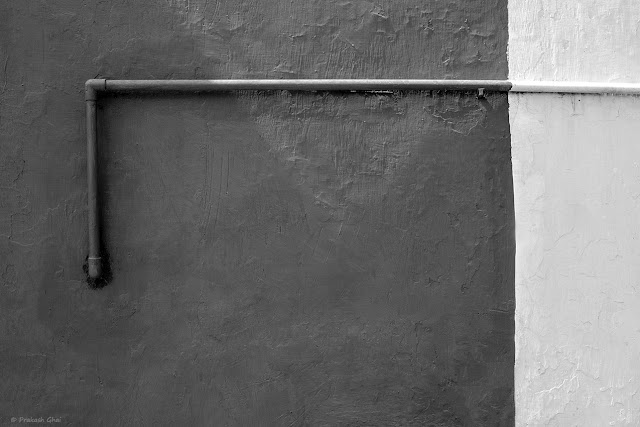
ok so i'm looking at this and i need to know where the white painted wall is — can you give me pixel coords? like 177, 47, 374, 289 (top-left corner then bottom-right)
509, 0, 640, 82
511, 94, 640, 425
510, 0, 640, 424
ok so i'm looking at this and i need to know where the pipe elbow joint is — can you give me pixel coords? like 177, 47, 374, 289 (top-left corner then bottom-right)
85, 79, 106, 101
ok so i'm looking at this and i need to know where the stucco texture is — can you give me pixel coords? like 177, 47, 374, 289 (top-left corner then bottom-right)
511, 93, 640, 426
0, 0, 513, 425
509, 0, 640, 82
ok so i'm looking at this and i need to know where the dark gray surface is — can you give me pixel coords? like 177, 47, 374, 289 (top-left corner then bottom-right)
0, 1, 512, 425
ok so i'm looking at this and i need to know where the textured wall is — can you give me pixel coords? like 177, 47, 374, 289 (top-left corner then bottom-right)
509, 0, 640, 81
511, 94, 640, 426
0, 0, 513, 424
509, 0, 640, 425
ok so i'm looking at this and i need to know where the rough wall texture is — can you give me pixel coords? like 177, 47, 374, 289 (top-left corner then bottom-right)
508, 0, 640, 81
0, 0, 513, 425
511, 94, 640, 426
509, 1, 640, 425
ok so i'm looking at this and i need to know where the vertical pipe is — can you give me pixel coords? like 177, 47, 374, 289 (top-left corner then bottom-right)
86, 91, 101, 280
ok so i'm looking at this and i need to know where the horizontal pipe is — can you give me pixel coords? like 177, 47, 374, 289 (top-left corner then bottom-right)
103, 79, 513, 92
510, 81, 640, 95
87, 79, 640, 95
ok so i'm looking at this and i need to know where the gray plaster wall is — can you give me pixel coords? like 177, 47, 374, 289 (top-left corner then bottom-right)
1, 1, 513, 425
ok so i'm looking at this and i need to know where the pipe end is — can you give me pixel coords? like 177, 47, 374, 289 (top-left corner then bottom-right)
85, 79, 106, 101
88, 257, 102, 280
